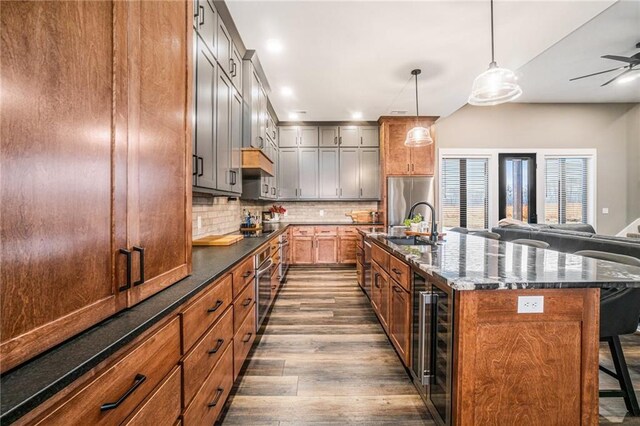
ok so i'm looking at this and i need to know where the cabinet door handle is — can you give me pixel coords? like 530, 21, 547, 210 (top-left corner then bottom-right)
299, 188, 302, 197
133, 246, 145, 286
411, 163, 415, 171
119, 248, 132, 291
393, 285, 403, 293
207, 388, 224, 408
339, 136, 342, 145
360, 188, 363, 197
230, 170, 237, 186
360, 136, 363, 145
242, 271, 252, 278
264, 183, 269, 194
242, 297, 253, 307
340, 188, 343, 196
391, 268, 401, 275
242, 332, 253, 343
100, 374, 146, 411
198, 5, 204, 26
272, 187, 276, 195
193, 154, 198, 176
407, 163, 410, 172
198, 157, 204, 177
335, 188, 338, 196
334, 136, 337, 145
208, 339, 225, 355
207, 300, 224, 313
229, 58, 235, 76
374, 272, 380, 288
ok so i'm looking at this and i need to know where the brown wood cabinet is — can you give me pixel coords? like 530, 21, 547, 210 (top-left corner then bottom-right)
380, 117, 436, 176
292, 236, 314, 264
315, 237, 338, 264
338, 237, 358, 264
122, 366, 182, 426
0, 0, 192, 373
371, 260, 390, 332
389, 281, 411, 366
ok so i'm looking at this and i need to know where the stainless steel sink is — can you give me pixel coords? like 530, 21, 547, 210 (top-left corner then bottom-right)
383, 236, 434, 246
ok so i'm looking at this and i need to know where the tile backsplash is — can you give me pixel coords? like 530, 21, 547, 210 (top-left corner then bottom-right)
192, 197, 378, 239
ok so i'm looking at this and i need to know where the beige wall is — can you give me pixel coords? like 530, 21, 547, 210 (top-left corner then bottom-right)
435, 103, 639, 235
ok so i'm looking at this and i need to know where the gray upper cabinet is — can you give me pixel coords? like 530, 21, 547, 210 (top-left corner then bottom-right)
279, 127, 298, 148
359, 148, 380, 199
339, 149, 360, 198
338, 126, 359, 147
299, 127, 319, 147
215, 71, 232, 192
359, 126, 379, 147
194, 38, 216, 190
217, 18, 232, 78
319, 149, 339, 198
230, 89, 242, 193
278, 149, 298, 198
258, 86, 268, 148
194, 0, 216, 57
298, 148, 319, 199
320, 127, 339, 147
243, 69, 262, 149
269, 148, 278, 199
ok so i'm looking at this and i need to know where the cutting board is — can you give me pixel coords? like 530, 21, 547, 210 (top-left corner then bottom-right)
193, 234, 244, 246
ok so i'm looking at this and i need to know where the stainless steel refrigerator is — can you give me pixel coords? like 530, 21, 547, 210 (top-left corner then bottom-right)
387, 177, 436, 227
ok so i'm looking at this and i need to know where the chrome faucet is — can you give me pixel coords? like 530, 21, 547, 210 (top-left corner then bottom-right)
407, 201, 438, 243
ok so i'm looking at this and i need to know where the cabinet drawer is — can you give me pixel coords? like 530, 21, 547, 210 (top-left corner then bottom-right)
371, 244, 389, 272
182, 306, 234, 406
182, 344, 233, 426
292, 226, 314, 236
181, 274, 233, 353
234, 280, 256, 333
389, 256, 410, 291
122, 366, 181, 426
315, 226, 337, 236
338, 226, 359, 236
37, 318, 181, 426
232, 256, 254, 298
233, 304, 257, 380
270, 238, 279, 253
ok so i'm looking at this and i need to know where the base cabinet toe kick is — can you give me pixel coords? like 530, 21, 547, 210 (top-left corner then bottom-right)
365, 237, 604, 426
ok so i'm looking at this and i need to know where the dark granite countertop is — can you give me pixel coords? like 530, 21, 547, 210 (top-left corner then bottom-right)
366, 231, 640, 290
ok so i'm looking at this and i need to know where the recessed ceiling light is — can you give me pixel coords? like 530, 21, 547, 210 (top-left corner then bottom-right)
618, 74, 639, 84
288, 112, 299, 120
281, 87, 293, 97
266, 39, 283, 54
352, 112, 363, 120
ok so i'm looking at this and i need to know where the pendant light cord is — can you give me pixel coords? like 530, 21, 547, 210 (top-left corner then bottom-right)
414, 72, 419, 117
490, 0, 496, 65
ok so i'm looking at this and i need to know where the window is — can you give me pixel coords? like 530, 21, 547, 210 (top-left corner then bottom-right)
441, 158, 489, 229
544, 157, 589, 224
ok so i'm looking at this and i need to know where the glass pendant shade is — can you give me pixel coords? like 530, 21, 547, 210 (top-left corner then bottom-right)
404, 126, 433, 147
468, 63, 522, 106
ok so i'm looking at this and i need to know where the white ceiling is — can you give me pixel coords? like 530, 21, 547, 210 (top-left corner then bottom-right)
227, 0, 620, 121
517, 0, 640, 103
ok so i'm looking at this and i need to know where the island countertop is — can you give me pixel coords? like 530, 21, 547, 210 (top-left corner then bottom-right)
366, 231, 640, 290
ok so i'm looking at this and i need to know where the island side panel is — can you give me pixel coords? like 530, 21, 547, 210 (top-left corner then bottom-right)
452, 288, 599, 426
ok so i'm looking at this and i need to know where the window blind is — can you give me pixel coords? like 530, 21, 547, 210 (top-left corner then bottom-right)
441, 158, 489, 229
544, 157, 589, 224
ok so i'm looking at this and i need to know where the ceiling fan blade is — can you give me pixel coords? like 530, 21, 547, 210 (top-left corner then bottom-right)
569, 66, 626, 81
601, 68, 632, 86
601, 55, 635, 63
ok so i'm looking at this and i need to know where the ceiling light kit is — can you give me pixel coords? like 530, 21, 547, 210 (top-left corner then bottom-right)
281, 86, 294, 97
404, 69, 433, 147
468, 0, 522, 106
352, 111, 363, 120
266, 38, 284, 54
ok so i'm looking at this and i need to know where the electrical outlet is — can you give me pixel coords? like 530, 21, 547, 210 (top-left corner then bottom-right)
319, 210, 325, 217
602, 207, 609, 214
197, 216, 202, 230
517, 295, 544, 313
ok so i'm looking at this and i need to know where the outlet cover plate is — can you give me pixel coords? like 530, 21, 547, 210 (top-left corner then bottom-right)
517, 295, 544, 313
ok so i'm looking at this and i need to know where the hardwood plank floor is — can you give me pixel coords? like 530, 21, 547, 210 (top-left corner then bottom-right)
219, 267, 433, 425
219, 266, 640, 425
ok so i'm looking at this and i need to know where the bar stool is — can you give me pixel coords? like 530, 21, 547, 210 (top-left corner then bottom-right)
575, 249, 640, 416
471, 230, 501, 240
511, 239, 550, 249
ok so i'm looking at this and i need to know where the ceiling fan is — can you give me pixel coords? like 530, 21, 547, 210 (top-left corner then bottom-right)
570, 42, 640, 86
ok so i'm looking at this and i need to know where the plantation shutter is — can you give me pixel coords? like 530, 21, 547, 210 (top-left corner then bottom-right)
544, 157, 588, 224
441, 158, 489, 229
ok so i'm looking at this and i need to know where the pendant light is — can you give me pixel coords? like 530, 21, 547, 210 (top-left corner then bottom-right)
405, 69, 433, 147
468, 0, 522, 106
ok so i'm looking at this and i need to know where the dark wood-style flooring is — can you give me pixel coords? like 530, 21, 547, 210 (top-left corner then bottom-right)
219, 266, 640, 425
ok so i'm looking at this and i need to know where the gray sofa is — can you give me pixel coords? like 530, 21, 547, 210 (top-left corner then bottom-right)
491, 223, 640, 259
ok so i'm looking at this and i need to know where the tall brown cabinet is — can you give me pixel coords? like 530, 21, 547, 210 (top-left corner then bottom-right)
0, 0, 192, 373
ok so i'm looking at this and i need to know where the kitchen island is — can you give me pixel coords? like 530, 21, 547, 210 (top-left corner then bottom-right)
364, 231, 640, 426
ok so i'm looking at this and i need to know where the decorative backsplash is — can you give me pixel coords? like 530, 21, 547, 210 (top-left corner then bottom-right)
192, 197, 378, 238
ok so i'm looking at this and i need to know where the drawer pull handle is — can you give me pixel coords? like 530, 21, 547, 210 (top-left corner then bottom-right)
242, 297, 252, 307
242, 271, 252, 278
208, 339, 225, 355
207, 300, 224, 313
391, 268, 401, 275
207, 387, 224, 408
100, 373, 146, 411
242, 332, 253, 343
393, 286, 403, 293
